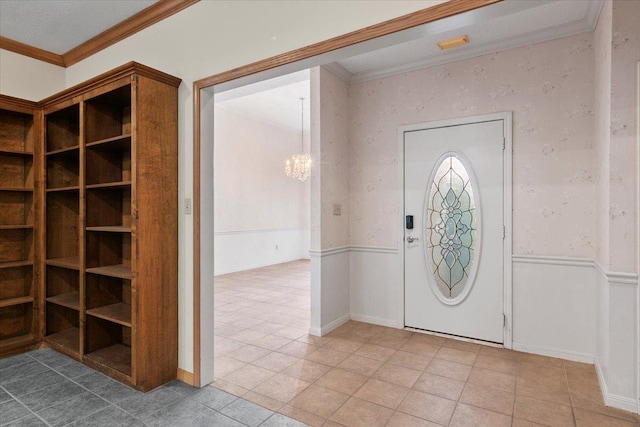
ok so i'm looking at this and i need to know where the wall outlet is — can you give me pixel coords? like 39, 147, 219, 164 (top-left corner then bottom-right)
185, 198, 192, 215
275, 244, 279, 250
333, 203, 342, 216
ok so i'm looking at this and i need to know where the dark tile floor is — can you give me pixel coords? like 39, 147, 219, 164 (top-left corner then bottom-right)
0, 348, 308, 426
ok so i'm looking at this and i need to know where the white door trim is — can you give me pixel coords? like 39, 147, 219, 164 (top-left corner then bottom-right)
397, 112, 513, 348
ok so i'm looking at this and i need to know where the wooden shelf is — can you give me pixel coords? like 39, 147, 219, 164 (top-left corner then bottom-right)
86, 181, 131, 190
46, 145, 79, 157
85, 344, 131, 377
0, 225, 33, 230
0, 260, 33, 269
0, 149, 33, 157
46, 186, 80, 193
86, 134, 131, 149
46, 256, 80, 270
0, 334, 35, 351
86, 226, 131, 233
0, 187, 33, 192
86, 264, 132, 279
87, 303, 131, 327
0, 296, 33, 308
46, 328, 80, 355
46, 292, 79, 311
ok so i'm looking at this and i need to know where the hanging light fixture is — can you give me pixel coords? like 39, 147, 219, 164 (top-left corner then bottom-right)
285, 97, 311, 181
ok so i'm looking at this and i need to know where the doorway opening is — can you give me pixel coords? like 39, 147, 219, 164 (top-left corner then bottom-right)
211, 70, 312, 382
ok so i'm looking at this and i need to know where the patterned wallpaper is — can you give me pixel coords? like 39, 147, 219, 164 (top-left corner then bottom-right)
348, 33, 597, 258
607, 0, 639, 273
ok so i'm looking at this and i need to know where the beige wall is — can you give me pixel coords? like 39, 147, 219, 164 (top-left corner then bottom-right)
214, 105, 309, 232
349, 33, 596, 258
0, 49, 65, 101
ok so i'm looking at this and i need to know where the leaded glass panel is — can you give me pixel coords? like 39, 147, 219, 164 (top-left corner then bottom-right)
425, 155, 477, 300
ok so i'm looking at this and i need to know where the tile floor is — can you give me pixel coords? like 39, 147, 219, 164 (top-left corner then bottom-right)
213, 260, 640, 427
0, 348, 306, 426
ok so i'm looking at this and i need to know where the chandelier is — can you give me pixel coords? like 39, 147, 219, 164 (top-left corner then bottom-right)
285, 97, 311, 181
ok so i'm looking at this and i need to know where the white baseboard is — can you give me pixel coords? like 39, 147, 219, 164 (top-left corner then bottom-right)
595, 358, 640, 413
511, 342, 594, 364
309, 313, 351, 337
350, 313, 403, 329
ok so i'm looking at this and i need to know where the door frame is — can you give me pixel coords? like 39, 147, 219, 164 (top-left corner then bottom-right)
397, 111, 513, 348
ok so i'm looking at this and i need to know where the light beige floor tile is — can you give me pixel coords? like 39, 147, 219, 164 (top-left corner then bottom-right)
408, 333, 446, 346
222, 364, 277, 390
372, 363, 422, 388
229, 329, 267, 344
278, 341, 320, 358
252, 373, 311, 403
354, 378, 410, 409
474, 353, 519, 375
251, 321, 287, 334
325, 338, 365, 353
514, 395, 575, 427
337, 354, 385, 376
279, 404, 326, 427
289, 385, 350, 418
316, 368, 369, 395
305, 347, 351, 367
282, 359, 333, 382
412, 372, 465, 401
387, 351, 432, 371
449, 403, 512, 427
214, 356, 247, 378
442, 338, 481, 353
225, 345, 271, 363
573, 408, 639, 427
396, 390, 456, 425
253, 334, 292, 351
386, 412, 441, 427
426, 359, 472, 382
274, 327, 309, 340
242, 390, 285, 411
210, 379, 249, 397
468, 367, 517, 393
354, 344, 396, 362
479, 346, 520, 360
460, 382, 515, 415
512, 418, 547, 427
435, 346, 478, 366
517, 352, 565, 368
252, 352, 300, 372
399, 341, 441, 357
367, 334, 409, 350
330, 397, 394, 427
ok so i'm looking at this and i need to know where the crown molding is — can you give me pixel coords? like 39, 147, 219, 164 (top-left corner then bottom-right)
62, 0, 199, 67
0, 36, 65, 67
0, 94, 39, 113
322, 62, 352, 84
0, 0, 199, 68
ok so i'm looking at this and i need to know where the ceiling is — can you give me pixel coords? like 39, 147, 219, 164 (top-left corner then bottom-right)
212, 0, 602, 133
0, 0, 157, 54
330, 0, 602, 83
215, 71, 310, 132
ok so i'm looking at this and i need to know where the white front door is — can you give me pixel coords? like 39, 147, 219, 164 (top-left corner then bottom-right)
404, 119, 505, 343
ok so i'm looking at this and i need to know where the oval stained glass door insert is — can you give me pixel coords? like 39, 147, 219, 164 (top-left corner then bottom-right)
424, 153, 480, 305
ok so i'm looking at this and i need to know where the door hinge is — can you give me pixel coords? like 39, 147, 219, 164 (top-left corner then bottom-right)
502, 225, 505, 239
503, 314, 507, 327
502, 137, 506, 150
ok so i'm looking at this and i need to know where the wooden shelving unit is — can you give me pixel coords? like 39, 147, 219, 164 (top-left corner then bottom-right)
1, 63, 179, 391
0, 95, 41, 357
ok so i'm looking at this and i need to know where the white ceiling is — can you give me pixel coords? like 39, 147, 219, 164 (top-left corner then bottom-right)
332, 0, 602, 83
215, 71, 310, 132
213, 0, 602, 132
0, 0, 157, 54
